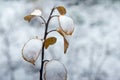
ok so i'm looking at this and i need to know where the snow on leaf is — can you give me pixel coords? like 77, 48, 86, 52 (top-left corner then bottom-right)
30, 9, 42, 16
44, 37, 57, 49
22, 38, 43, 65
43, 60, 67, 80
58, 15, 74, 35
56, 6, 66, 15
24, 9, 42, 22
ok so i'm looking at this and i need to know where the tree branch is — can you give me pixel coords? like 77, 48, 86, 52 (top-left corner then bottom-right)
39, 7, 55, 80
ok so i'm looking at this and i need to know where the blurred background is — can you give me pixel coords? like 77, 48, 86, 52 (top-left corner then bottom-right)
1, 0, 120, 80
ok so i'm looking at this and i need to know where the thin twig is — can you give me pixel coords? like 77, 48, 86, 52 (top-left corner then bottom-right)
40, 16, 47, 25
51, 15, 59, 19
47, 30, 56, 35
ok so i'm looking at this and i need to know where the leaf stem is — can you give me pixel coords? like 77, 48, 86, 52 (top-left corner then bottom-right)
39, 7, 55, 80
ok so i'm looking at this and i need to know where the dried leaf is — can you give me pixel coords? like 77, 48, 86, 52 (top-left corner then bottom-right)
24, 15, 34, 22
56, 27, 66, 37
64, 37, 69, 53
56, 6, 66, 15
43, 60, 49, 80
24, 9, 42, 22
57, 28, 69, 53
58, 15, 74, 35
43, 60, 67, 80
44, 37, 57, 49
22, 38, 43, 65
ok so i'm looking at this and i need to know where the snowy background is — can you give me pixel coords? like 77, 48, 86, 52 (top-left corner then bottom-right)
1, 0, 120, 80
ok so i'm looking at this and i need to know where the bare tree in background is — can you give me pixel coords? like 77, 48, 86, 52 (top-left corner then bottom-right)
88, 41, 111, 80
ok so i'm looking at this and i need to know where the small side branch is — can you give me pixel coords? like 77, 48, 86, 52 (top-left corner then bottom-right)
40, 16, 46, 24
47, 30, 56, 35
51, 15, 59, 19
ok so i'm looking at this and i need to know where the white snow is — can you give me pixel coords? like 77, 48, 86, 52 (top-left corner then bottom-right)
1, 0, 120, 80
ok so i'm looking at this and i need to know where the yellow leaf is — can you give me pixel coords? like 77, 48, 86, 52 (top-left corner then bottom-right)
44, 37, 57, 49
24, 15, 34, 22
56, 6, 66, 15
64, 38, 69, 53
